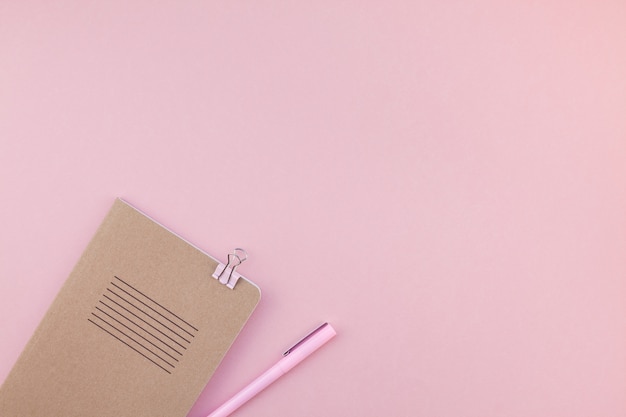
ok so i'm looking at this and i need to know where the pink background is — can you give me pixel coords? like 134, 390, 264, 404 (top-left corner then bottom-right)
1, 1, 625, 416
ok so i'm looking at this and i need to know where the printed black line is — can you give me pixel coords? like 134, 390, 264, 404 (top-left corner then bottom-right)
106, 289, 192, 343
98, 302, 183, 356
110, 282, 195, 337
91, 313, 175, 368
102, 295, 187, 350
88, 318, 172, 374
95, 306, 180, 362
114, 275, 199, 331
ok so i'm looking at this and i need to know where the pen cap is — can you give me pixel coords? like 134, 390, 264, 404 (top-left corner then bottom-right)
278, 323, 336, 373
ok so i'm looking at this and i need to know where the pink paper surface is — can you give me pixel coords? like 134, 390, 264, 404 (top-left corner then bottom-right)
1, 1, 625, 416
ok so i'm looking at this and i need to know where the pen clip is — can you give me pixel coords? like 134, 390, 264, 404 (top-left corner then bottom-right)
283, 323, 329, 356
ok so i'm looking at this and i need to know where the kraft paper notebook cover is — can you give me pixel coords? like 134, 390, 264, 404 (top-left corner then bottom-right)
0, 199, 261, 417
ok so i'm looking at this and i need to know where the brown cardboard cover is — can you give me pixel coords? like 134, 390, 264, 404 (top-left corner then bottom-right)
0, 199, 261, 416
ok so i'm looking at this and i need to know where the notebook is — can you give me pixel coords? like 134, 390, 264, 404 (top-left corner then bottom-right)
0, 199, 261, 417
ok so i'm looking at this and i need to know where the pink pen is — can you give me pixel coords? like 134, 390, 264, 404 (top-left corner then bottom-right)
206, 322, 337, 417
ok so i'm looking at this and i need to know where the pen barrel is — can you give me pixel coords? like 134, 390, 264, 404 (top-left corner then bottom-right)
206, 324, 336, 417
207, 365, 285, 417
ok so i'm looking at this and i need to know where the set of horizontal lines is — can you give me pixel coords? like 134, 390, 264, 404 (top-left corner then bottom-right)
88, 275, 198, 374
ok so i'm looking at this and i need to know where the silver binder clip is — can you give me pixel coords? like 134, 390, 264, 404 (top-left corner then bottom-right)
212, 248, 247, 289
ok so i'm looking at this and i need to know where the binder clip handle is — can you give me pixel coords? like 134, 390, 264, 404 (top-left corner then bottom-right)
212, 248, 247, 289
227, 248, 247, 268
